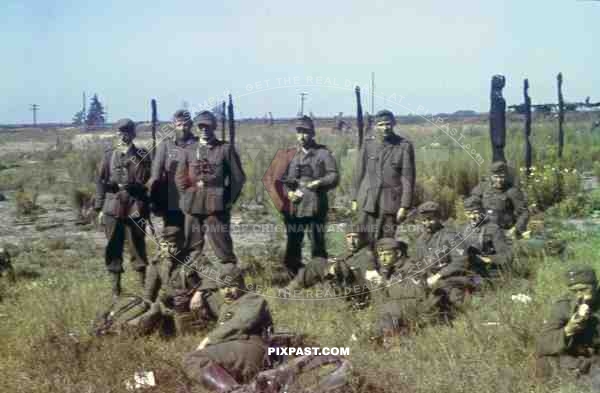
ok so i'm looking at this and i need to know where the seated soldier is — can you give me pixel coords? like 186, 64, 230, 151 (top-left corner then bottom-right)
373, 238, 451, 341
536, 266, 600, 390
281, 222, 377, 308
459, 196, 512, 281
183, 265, 273, 392
411, 201, 475, 306
516, 214, 567, 260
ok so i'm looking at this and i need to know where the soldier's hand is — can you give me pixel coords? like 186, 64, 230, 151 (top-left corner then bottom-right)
190, 290, 203, 311
564, 304, 590, 337
521, 230, 531, 240
365, 269, 383, 285
396, 207, 407, 223
480, 256, 493, 264
97, 211, 104, 226
507, 227, 517, 239
351, 200, 358, 212
306, 180, 321, 190
426, 273, 442, 287
196, 336, 210, 351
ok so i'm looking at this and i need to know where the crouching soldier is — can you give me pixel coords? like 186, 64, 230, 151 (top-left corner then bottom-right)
536, 266, 600, 390
459, 196, 512, 282
372, 238, 443, 341
412, 202, 474, 302
95, 119, 152, 297
183, 265, 273, 392
516, 214, 567, 260
282, 222, 377, 308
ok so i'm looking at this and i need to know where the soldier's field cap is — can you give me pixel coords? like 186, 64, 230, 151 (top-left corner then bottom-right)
463, 196, 482, 211
566, 266, 597, 286
173, 109, 192, 124
194, 111, 217, 129
417, 201, 440, 216
295, 115, 315, 133
375, 109, 396, 125
376, 238, 400, 251
115, 118, 136, 133
490, 161, 507, 174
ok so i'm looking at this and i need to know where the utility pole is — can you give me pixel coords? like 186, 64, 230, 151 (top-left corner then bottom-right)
30, 104, 39, 126
298, 92, 308, 117
371, 72, 375, 113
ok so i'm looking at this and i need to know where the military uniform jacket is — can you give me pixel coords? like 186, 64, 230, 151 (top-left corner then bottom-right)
537, 297, 600, 365
207, 293, 273, 344
471, 182, 529, 233
413, 225, 469, 280
352, 133, 415, 214
282, 143, 339, 218
175, 139, 246, 215
149, 136, 197, 214
95, 144, 152, 218
458, 219, 512, 274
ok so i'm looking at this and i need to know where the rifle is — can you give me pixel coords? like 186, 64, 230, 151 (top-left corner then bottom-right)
355, 86, 364, 149
228, 94, 235, 147
151, 99, 157, 160
221, 100, 227, 141
90, 294, 151, 336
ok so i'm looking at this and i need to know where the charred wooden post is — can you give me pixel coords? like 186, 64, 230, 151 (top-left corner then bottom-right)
490, 75, 507, 163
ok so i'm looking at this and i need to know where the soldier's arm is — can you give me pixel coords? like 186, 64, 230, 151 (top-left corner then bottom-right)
207, 295, 269, 342
399, 141, 416, 209
175, 148, 191, 192
351, 143, 367, 201
94, 151, 110, 211
315, 149, 339, 191
536, 300, 573, 356
225, 144, 246, 206
508, 187, 529, 234
438, 232, 469, 278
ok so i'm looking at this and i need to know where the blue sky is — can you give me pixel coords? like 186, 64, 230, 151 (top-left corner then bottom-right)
1, 0, 599, 123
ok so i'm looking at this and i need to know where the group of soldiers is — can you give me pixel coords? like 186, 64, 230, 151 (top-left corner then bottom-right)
88, 107, 599, 392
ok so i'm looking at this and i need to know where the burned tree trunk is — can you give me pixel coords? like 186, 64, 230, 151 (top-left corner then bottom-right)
557, 72, 565, 159
524, 79, 532, 175
490, 75, 507, 163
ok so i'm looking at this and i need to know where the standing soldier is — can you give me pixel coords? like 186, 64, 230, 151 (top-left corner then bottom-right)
471, 161, 529, 239
175, 111, 245, 268
280, 116, 339, 277
459, 196, 512, 281
145, 109, 198, 301
95, 119, 152, 297
351, 109, 415, 245
536, 266, 600, 388
183, 265, 273, 392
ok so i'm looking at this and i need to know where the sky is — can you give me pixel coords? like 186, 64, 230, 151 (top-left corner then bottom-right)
1, 0, 599, 124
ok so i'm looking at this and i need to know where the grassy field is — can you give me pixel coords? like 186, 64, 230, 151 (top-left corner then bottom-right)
1, 115, 600, 392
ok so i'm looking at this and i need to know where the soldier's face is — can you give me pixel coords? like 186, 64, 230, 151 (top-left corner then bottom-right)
220, 286, 241, 304
569, 284, 596, 304
296, 130, 313, 146
375, 120, 394, 140
419, 215, 438, 233
117, 131, 134, 147
465, 209, 481, 224
174, 119, 191, 138
377, 249, 397, 268
198, 125, 215, 140
345, 233, 360, 252
491, 174, 506, 189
